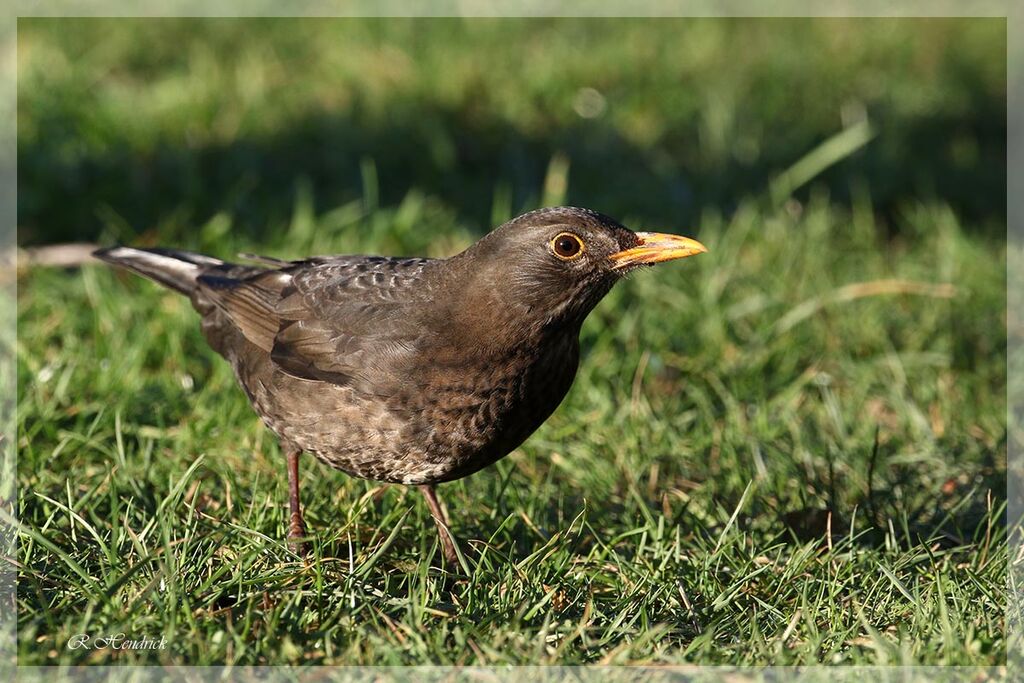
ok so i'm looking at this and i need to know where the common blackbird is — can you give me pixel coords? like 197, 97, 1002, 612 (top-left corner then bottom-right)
94, 207, 706, 564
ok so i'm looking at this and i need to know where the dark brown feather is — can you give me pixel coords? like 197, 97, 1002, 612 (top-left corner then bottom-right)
95, 207, 644, 485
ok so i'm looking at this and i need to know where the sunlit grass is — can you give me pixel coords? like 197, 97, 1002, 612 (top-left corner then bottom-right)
17, 193, 1007, 665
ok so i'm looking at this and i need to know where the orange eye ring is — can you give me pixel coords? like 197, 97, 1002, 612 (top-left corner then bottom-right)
551, 232, 585, 260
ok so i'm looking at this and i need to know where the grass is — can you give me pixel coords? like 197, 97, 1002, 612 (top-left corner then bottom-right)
17, 17, 1007, 245
17, 196, 1008, 666
15, 17, 1008, 667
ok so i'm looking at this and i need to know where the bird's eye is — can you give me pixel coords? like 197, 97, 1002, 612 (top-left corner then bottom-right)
551, 232, 584, 260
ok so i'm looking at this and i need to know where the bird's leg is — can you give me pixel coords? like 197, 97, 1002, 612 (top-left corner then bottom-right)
418, 484, 458, 565
286, 447, 308, 554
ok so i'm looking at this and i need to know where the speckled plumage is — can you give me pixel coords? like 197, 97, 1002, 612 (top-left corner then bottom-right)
201, 256, 583, 486
93, 206, 705, 561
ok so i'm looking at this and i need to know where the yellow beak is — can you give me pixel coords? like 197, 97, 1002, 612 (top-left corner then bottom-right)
608, 232, 708, 270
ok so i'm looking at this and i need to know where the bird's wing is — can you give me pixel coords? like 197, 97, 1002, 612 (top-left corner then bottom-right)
193, 255, 436, 387
195, 267, 292, 352
268, 256, 437, 386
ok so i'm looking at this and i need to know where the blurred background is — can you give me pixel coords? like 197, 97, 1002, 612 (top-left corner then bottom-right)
17, 17, 1006, 247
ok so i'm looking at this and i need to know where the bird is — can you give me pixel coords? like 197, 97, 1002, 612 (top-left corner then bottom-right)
93, 206, 707, 564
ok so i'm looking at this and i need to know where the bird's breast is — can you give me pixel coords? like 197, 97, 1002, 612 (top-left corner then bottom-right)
401, 328, 581, 480
241, 320, 582, 485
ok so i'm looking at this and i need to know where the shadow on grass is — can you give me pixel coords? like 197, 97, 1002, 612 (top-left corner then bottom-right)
18, 94, 1006, 247
773, 435, 1007, 550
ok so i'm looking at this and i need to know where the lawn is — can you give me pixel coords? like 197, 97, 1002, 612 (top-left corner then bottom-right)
15, 17, 1009, 666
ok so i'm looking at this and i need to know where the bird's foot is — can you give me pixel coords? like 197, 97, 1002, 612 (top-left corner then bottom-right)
288, 515, 309, 556
288, 538, 309, 556
438, 531, 460, 567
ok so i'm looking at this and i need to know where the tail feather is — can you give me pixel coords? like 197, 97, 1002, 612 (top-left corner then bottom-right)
92, 246, 224, 295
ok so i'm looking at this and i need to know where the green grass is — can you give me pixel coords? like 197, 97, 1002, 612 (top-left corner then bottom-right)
17, 196, 1007, 665
15, 17, 1008, 667
17, 17, 1006, 246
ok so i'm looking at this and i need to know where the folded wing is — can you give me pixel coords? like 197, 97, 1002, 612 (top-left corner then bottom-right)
197, 256, 436, 389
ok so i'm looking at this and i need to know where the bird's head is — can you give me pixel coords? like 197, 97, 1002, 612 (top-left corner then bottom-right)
455, 206, 707, 332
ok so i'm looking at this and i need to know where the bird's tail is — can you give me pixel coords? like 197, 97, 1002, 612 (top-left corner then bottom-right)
92, 246, 226, 296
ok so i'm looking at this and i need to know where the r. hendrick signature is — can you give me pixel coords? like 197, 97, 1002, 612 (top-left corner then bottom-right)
67, 633, 167, 651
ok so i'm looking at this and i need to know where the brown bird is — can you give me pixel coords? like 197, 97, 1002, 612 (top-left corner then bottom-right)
93, 207, 706, 564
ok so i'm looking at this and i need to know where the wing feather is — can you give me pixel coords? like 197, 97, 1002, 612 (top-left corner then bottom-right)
195, 255, 436, 386
196, 271, 289, 352
268, 257, 435, 385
